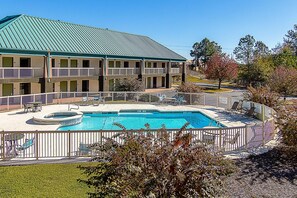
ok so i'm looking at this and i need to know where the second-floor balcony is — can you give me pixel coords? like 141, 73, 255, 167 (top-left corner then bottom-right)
170, 68, 181, 74
52, 68, 98, 78
144, 68, 166, 75
108, 68, 140, 76
0, 67, 43, 79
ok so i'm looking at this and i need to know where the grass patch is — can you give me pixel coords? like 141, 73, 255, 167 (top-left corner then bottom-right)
0, 162, 97, 198
186, 75, 235, 86
203, 87, 233, 93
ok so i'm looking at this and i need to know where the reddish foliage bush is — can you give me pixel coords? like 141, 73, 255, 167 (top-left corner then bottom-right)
243, 86, 280, 108
176, 82, 202, 93
79, 123, 235, 197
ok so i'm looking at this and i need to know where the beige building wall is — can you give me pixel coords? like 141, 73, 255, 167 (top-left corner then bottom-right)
89, 80, 98, 92
31, 83, 41, 94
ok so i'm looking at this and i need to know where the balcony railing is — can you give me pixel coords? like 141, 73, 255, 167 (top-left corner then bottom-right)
170, 68, 181, 74
108, 68, 140, 76
144, 68, 166, 75
0, 67, 43, 79
52, 68, 97, 77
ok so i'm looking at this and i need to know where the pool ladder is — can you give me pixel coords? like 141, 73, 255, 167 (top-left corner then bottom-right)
68, 104, 79, 111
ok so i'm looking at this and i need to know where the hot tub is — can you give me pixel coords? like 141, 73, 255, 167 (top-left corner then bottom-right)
33, 111, 83, 126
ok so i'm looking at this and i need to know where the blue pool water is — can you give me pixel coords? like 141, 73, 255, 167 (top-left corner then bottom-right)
58, 111, 223, 130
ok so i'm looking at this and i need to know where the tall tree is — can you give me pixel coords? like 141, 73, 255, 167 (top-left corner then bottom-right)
190, 38, 222, 70
272, 45, 297, 69
205, 53, 238, 89
284, 24, 297, 55
254, 41, 270, 58
234, 35, 271, 85
233, 35, 256, 65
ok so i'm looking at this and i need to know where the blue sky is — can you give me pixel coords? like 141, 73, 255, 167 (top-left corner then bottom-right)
1, 0, 297, 59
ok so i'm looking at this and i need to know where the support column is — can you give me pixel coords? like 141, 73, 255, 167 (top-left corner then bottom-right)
41, 51, 53, 93
166, 61, 172, 88
182, 62, 186, 83
99, 56, 109, 91
138, 59, 145, 83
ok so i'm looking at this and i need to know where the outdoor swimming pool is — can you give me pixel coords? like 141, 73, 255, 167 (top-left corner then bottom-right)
58, 110, 223, 130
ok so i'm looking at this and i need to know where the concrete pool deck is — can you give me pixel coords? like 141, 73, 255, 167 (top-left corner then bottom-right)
0, 104, 261, 131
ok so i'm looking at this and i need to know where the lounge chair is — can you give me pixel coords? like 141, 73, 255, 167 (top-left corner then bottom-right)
223, 131, 240, 150
245, 106, 256, 117
174, 96, 186, 105
226, 101, 239, 114
16, 137, 35, 156
93, 96, 105, 106
80, 97, 89, 106
16, 137, 35, 151
76, 143, 93, 156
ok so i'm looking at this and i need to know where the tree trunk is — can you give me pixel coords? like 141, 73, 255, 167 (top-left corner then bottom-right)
218, 79, 222, 89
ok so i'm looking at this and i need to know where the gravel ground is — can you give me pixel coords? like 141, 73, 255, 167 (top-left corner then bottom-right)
224, 146, 297, 198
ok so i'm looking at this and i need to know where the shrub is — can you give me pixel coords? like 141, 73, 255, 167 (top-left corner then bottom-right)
115, 77, 144, 92
138, 94, 160, 102
268, 66, 297, 100
275, 101, 297, 146
79, 123, 235, 197
243, 86, 280, 108
176, 82, 202, 93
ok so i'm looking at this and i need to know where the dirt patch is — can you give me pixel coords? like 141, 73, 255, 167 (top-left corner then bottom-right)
224, 146, 297, 197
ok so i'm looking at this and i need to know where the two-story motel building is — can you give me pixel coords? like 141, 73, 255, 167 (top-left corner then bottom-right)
0, 14, 186, 97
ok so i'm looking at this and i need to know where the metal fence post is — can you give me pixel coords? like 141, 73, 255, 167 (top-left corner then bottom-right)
1, 131, 5, 160
68, 131, 71, 158
190, 93, 192, 105
219, 127, 222, 150
245, 125, 248, 150
262, 121, 265, 146
35, 131, 39, 160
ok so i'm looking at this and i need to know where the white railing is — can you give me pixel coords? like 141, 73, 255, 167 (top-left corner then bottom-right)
52, 68, 97, 77
0, 91, 276, 160
170, 68, 180, 74
108, 68, 140, 76
0, 67, 43, 79
144, 68, 166, 74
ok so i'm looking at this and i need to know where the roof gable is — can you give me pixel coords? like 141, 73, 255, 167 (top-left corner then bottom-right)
0, 15, 186, 61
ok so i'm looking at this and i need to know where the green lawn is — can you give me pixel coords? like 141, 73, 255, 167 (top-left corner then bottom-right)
186, 75, 235, 86
0, 163, 97, 198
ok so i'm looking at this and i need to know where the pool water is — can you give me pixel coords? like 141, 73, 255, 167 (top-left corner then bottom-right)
58, 111, 223, 130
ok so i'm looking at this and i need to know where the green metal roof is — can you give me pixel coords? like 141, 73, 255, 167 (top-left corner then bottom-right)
0, 14, 186, 61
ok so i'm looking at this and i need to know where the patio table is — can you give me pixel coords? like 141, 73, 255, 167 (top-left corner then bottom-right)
27, 101, 42, 112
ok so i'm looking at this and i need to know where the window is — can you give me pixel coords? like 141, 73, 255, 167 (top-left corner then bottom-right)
153, 62, 157, 68
124, 61, 129, 68
146, 62, 151, 68
162, 63, 166, 68
71, 60, 77, 67
2, 57, 13, 67
83, 60, 90, 68
116, 61, 121, 68
60, 59, 68, 67
135, 62, 140, 68
20, 83, 31, 95
99, 60, 103, 68
109, 61, 114, 68
20, 58, 31, 67
60, 81, 68, 92
52, 59, 55, 67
